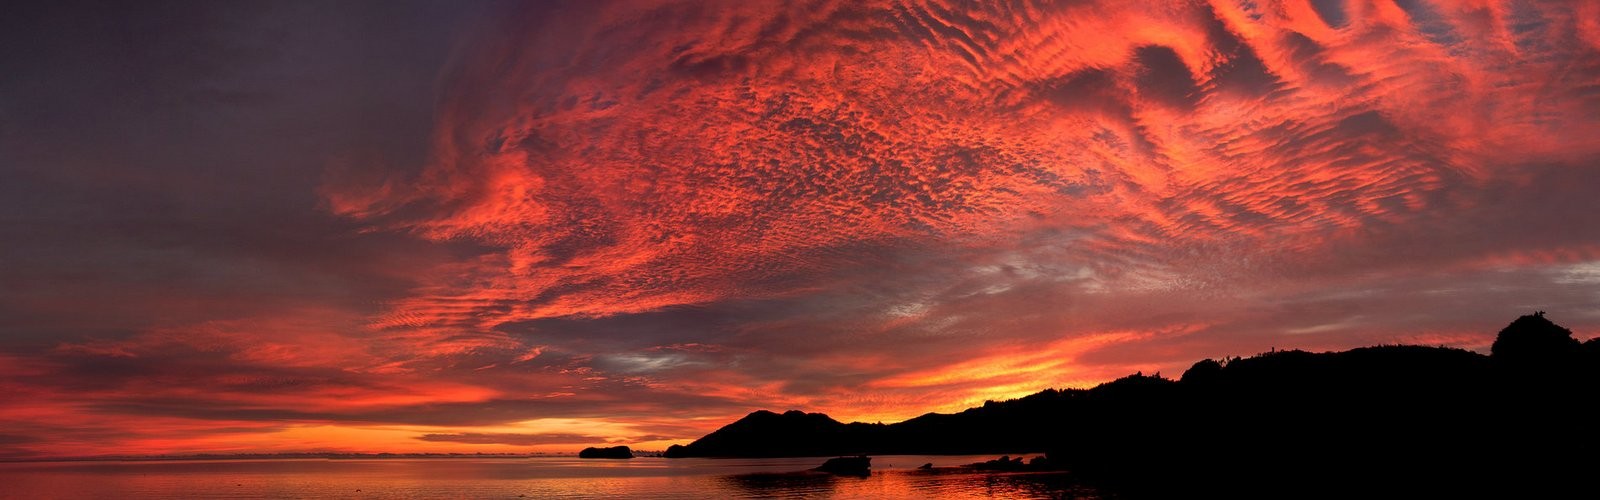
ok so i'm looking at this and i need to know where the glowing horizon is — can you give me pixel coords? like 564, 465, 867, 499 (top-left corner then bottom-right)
4, 0, 1600, 459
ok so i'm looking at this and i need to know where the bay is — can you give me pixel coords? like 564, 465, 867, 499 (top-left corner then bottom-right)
0, 455, 1102, 499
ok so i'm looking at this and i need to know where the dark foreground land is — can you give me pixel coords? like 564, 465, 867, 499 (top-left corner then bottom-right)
665, 313, 1600, 498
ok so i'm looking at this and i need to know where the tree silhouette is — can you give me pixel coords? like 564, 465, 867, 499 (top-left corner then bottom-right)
1491, 312, 1580, 368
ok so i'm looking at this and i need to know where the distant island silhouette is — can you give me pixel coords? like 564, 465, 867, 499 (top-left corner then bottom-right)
667, 313, 1600, 497
577, 445, 634, 459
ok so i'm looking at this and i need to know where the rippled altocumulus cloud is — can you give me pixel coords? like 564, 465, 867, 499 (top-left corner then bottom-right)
323, 0, 1600, 428
7, 0, 1600, 458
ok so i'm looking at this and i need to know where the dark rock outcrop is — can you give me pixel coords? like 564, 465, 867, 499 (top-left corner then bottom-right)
966, 455, 1026, 471
577, 446, 633, 459
964, 455, 1059, 471
813, 456, 870, 476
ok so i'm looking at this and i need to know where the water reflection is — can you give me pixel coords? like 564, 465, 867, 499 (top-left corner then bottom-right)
0, 456, 1105, 499
722, 471, 849, 498
901, 469, 1103, 499
722, 468, 1102, 499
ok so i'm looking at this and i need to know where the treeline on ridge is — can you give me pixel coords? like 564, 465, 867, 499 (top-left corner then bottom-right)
665, 313, 1600, 497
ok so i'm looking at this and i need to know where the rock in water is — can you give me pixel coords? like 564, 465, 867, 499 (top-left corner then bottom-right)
578, 446, 634, 459
814, 456, 870, 476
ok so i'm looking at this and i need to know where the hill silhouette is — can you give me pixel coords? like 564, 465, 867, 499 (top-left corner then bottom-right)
576, 445, 633, 459
666, 313, 1600, 497
664, 411, 884, 458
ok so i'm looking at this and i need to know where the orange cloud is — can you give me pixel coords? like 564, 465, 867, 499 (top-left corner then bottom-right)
8, 0, 1600, 459
307, 0, 1600, 452
334, 0, 1600, 332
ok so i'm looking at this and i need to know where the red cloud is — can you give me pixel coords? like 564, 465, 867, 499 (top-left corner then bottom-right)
333, 0, 1600, 328
309, 0, 1600, 433
8, 0, 1600, 458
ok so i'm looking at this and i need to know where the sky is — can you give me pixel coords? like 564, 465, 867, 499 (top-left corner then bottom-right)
3, 0, 1600, 459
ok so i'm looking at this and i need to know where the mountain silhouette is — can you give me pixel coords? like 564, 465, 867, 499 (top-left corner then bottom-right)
667, 313, 1600, 497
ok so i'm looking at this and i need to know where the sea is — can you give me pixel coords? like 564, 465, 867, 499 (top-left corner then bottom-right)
0, 455, 1103, 499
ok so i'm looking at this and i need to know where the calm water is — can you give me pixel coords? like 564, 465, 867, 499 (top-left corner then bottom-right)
0, 455, 1103, 499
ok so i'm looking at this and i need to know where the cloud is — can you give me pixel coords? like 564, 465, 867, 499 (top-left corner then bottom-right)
315, 0, 1600, 414
7, 0, 1600, 458
315, 0, 1600, 422
415, 432, 605, 446
333, 0, 1600, 328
